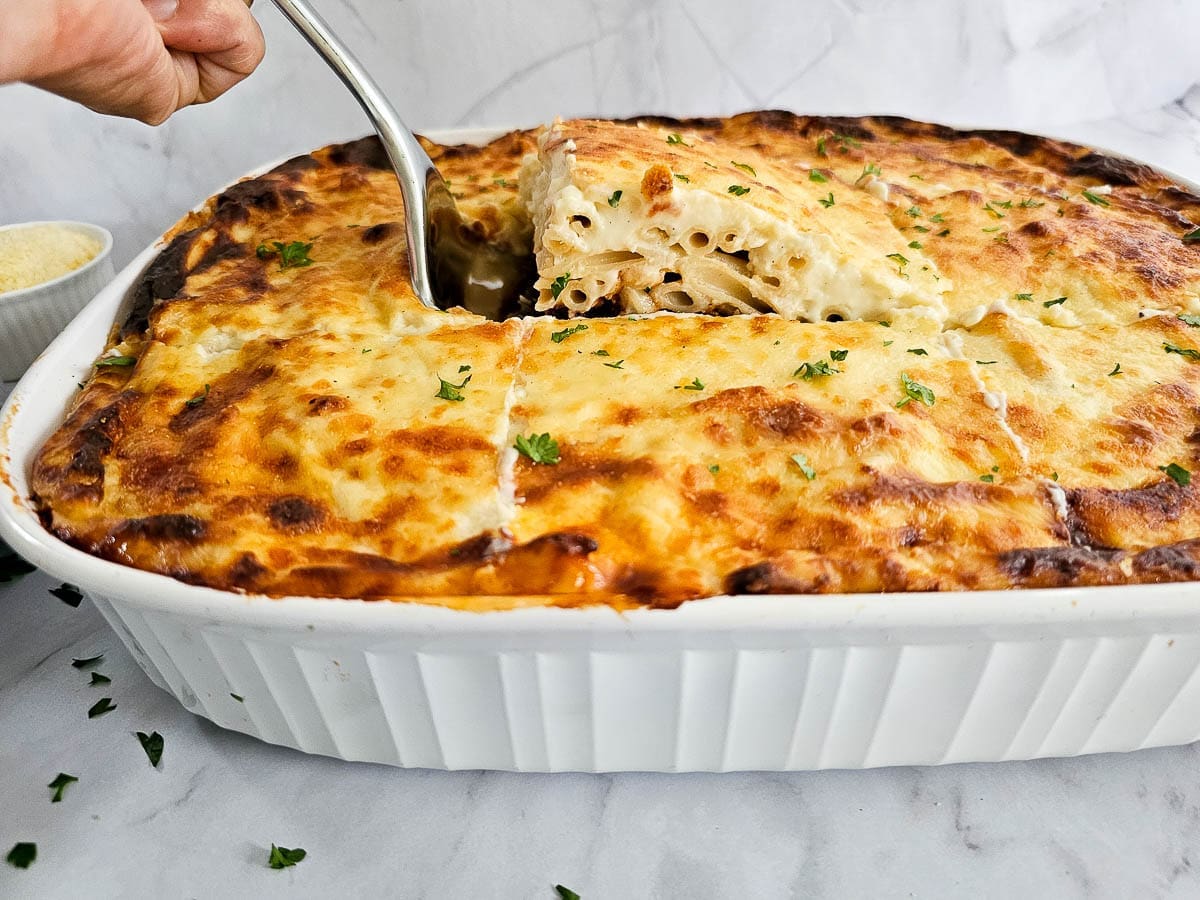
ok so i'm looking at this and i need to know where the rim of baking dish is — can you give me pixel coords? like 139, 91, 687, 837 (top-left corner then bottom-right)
4, 123, 1200, 634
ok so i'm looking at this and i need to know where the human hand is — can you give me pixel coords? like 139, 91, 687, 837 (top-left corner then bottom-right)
1, 0, 265, 125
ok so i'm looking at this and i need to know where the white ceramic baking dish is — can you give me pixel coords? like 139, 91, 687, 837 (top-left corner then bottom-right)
4, 128, 1200, 772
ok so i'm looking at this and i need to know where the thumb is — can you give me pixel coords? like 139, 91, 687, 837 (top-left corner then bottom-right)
154, 0, 259, 55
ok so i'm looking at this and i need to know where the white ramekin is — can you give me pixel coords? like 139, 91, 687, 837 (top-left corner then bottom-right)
0, 221, 115, 382
3, 130, 1200, 772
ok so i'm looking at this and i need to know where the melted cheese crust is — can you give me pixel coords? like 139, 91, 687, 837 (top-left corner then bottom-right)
30, 114, 1200, 607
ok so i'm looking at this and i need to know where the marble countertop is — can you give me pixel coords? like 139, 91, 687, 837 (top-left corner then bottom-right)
5, 0, 1200, 895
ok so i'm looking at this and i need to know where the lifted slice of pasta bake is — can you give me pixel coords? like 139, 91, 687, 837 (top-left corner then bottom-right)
522, 118, 950, 321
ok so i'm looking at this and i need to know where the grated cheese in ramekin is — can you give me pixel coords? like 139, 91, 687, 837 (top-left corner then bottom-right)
0, 225, 102, 294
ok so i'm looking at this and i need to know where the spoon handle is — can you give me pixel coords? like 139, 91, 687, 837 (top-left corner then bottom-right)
269, 0, 443, 310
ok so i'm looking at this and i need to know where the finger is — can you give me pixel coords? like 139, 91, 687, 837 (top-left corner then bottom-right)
156, 0, 262, 60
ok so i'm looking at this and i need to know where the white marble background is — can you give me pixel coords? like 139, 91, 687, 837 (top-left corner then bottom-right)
4, 1, 1200, 897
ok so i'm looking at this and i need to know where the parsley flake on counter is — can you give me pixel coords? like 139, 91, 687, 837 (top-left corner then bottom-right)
551, 323, 589, 343
6, 843, 35, 869
1109, 363, 1123, 376
1043, 297, 1067, 308
185, 383, 210, 409
231, 693, 244, 702
435, 373, 471, 402
673, 173, 690, 183
48, 773, 77, 803
607, 190, 622, 208
50, 583, 82, 608
790, 453, 817, 480
793, 360, 839, 380
95, 355, 137, 368
515, 433, 560, 466
1179, 314, 1200, 327
809, 169, 828, 183
137, 731, 164, 767
830, 349, 849, 362
1160, 463, 1192, 486
549, 273, 574, 300
896, 372, 935, 409
71, 654, 104, 670
727, 184, 751, 196
907, 348, 928, 356
89, 672, 111, 686
1014, 293, 1033, 303
731, 161, 757, 177
1165, 342, 1200, 360
268, 845, 307, 870
88, 697, 116, 718
1081, 189, 1111, 207
681, 377, 705, 391
1184, 228, 1200, 243
555, 886, 581, 900
818, 192, 835, 208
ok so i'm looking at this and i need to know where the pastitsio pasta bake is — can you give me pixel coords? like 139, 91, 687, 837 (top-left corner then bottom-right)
29, 112, 1200, 608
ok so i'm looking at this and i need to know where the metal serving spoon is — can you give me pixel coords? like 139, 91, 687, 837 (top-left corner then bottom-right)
269, 0, 529, 319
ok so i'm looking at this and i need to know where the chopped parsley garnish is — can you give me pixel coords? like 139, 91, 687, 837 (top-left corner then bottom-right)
603, 359, 625, 369
993, 200, 1014, 209
886, 253, 908, 275
137, 731, 164, 767
816, 136, 828, 157
458, 364, 472, 373
1160, 462, 1192, 486
1165, 342, 1200, 360
731, 161, 757, 177
1184, 228, 1200, 243
1179, 314, 1200, 327
550, 273, 574, 300
550, 323, 589, 344
976, 360, 998, 365
50, 583, 82, 608
908, 240, 923, 250
231, 693, 244, 702
1019, 197, 1045, 208
907, 348, 928, 356
592, 349, 610, 356
854, 162, 882, 185
681, 377, 705, 391
1014, 293, 1034, 303
929, 212, 946, 223
1051, 471, 1059, 481
184, 383, 210, 408
361, 348, 372, 354
790, 453, 817, 480
983, 202, 1006, 219
905, 205, 922, 217
793, 360, 839, 380
89, 672, 111, 686
818, 193, 835, 208
515, 433, 560, 465
95, 355, 136, 368
674, 173, 690, 183
88, 697, 116, 718
1081, 189, 1110, 207
809, 169, 828, 183
882, 340, 894, 347
493, 177, 515, 188
912, 225, 930, 233
833, 134, 862, 152
48, 773, 77, 803
727, 185, 751, 196
896, 372, 935, 409
260, 241, 315, 270
71, 654, 104, 670
982, 226, 1001, 233
607, 190, 622, 208
830, 349, 849, 362
1043, 297, 1067, 307
1108, 363, 1123, 376
435, 373, 471, 402
268, 845, 307, 870
936, 228, 951, 237
6, 843, 35, 869
878, 320, 892, 328
708, 464, 720, 474
555, 886, 581, 900
666, 132, 689, 146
